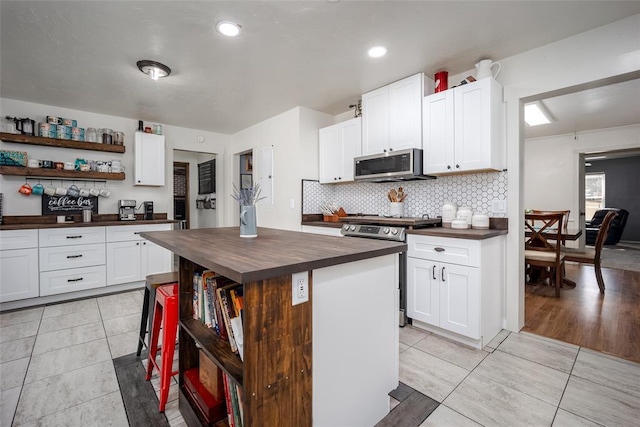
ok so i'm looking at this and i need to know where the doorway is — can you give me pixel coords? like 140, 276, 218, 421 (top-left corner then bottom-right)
173, 162, 190, 229
521, 75, 640, 363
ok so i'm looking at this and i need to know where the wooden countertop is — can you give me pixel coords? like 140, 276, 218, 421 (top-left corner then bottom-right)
0, 214, 178, 230
407, 227, 508, 240
141, 227, 406, 284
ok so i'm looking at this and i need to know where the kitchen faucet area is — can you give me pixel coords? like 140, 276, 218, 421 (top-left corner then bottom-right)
1, 2, 640, 426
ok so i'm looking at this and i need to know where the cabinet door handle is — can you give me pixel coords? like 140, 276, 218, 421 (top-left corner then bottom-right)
66, 235, 82, 239
456, 164, 460, 169
67, 277, 83, 283
441, 266, 446, 282
134, 232, 141, 234
142, 242, 146, 245
136, 242, 140, 246
434, 247, 445, 252
432, 265, 436, 280
66, 254, 83, 259
447, 165, 451, 170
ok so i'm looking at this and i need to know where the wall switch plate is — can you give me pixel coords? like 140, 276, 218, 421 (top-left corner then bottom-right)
492, 199, 507, 213
292, 271, 309, 305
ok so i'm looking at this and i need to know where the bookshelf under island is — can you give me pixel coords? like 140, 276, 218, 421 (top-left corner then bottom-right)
141, 227, 405, 427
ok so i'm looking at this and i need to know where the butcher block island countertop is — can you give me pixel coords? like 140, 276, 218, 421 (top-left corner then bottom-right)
140, 226, 406, 283
140, 226, 404, 427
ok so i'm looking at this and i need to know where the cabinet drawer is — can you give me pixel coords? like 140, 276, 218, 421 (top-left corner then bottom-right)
40, 265, 106, 296
39, 227, 105, 247
106, 224, 172, 242
407, 235, 479, 267
0, 229, 38, 250
39, 243, 105, 272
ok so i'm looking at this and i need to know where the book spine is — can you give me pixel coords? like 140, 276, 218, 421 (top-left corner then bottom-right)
234, 383, 244, 427
222, 373, 235, 427
218, 289, 238, 353
213, 281, 228, 341
192, 273, 200, 320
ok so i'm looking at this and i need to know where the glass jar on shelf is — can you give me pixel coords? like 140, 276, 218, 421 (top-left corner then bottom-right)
102, 128, 113, 144
85, 127, 97, 143
113, 131, 124, 145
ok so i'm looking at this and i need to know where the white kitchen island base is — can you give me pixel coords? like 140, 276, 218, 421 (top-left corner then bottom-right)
313, 254, 399, 426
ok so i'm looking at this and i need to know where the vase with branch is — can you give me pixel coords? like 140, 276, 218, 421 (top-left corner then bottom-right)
231, 182, 264, 237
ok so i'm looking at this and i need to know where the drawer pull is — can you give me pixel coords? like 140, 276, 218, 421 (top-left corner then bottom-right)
134, 232, 141, 235
441, 266, 446, 282
66, 235, 83, 239
66, 254, 83, 259
432, 265, 436, 280
67, 277, 84, 283
434, 247, 445, 252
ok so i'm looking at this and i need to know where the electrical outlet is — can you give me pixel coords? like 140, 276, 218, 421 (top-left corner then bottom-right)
492, 199, 507, 214
292, 271, 309, 305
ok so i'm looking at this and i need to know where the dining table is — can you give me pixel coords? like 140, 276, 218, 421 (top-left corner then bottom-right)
525, 227, 583, 288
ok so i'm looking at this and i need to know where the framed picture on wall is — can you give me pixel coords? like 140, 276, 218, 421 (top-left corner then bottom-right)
245, 155, 253, 172
198, 159, 215, 194
241, 174, 253, 190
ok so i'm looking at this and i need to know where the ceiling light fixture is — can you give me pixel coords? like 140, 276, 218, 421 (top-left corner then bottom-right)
368, 46, 387, 58
216, 21, 241, 37
137, 60, 171, 81
524, 101, 554, 126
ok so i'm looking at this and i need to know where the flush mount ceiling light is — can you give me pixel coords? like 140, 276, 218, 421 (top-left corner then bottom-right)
137, 60, 171, 81
524, 101, 554, 126
368, 46, 387, 58
216, 20, 241, 37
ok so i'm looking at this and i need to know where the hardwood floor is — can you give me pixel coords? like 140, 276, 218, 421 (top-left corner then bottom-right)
524, 263, 640, 364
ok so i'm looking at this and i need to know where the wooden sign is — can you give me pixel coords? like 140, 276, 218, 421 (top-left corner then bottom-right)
42, 195, 98, 215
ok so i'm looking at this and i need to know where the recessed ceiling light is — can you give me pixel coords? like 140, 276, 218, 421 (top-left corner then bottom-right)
216, 21, 241, 37
524, 101, 554, 126
368, 46, 387, 58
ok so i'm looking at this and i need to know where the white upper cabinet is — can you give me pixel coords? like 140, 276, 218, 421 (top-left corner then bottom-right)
319, 117, 362, 184
362, 73, 424, 155
423, 78, 504, 175
134, 132, 165, 186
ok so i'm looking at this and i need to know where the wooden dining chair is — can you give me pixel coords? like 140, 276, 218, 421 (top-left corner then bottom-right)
525, 212, 565, 297
562, 210, 617, 294
530, 209, 570, 245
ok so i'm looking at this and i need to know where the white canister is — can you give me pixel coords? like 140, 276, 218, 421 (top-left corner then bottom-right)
389, 202, 404, 218
471, 214, 490, 229
457, 207, 473, 224
442, 202, 457, 227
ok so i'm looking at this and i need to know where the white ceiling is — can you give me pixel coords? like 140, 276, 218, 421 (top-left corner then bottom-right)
1, 1, 639, 138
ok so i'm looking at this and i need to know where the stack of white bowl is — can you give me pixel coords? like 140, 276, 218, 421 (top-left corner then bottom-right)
442, 202, 457, 228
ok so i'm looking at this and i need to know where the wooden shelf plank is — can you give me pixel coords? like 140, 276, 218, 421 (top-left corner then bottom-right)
180, 318, 244, 386
0, 132, 126, 153
0, 165, 125, 180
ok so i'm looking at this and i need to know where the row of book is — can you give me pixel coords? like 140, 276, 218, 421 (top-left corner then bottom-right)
192, 271, 245, 360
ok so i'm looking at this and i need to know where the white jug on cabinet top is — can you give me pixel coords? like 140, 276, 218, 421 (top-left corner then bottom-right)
475, 59, 501, 80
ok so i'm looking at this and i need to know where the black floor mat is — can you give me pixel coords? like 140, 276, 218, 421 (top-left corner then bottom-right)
113, 352, 170, 427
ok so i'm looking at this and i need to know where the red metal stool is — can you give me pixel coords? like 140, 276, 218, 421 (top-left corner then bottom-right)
145, 283, 179, 412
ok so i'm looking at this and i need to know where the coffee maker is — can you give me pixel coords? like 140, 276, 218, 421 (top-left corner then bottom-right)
119, 200, 136, 221
143, 201, 154, 220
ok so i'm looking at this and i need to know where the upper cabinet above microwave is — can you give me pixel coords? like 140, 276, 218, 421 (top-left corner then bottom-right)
423, 78, 504, 175
362, 73, 431, 156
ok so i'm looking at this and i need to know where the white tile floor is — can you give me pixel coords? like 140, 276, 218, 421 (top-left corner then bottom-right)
2, 289, 640, 426
0, 289, 185, 427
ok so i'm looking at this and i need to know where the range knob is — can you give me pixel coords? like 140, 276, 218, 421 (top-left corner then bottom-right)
383, 227, 390, 234
342, 224, 350, 231
390, 227, 399, 235
350, 225, 356, 231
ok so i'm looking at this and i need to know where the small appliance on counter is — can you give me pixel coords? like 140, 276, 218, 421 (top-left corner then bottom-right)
143, 201, 154, 220
119, 199, 136, 221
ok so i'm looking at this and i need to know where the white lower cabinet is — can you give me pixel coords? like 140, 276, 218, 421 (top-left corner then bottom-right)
407, 257, 479, 338
0, 248, 39, 302
106, 224, 172, 286
40, 265, 106, 296
407, 234, 504, 348
38, 227, 106, 296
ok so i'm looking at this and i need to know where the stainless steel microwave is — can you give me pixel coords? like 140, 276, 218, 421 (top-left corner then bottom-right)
354, 148, 435, 182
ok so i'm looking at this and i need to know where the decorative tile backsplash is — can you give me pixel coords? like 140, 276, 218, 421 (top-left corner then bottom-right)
303, 171, 507, 218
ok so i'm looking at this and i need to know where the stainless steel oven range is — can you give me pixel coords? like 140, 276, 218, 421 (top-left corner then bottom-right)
340, 216, 442, 326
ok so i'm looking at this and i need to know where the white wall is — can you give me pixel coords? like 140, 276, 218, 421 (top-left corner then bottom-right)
524, 124, 640, 237
1, 98, 229, 217
451, 14, 640, 331
223, 107, 333, 230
